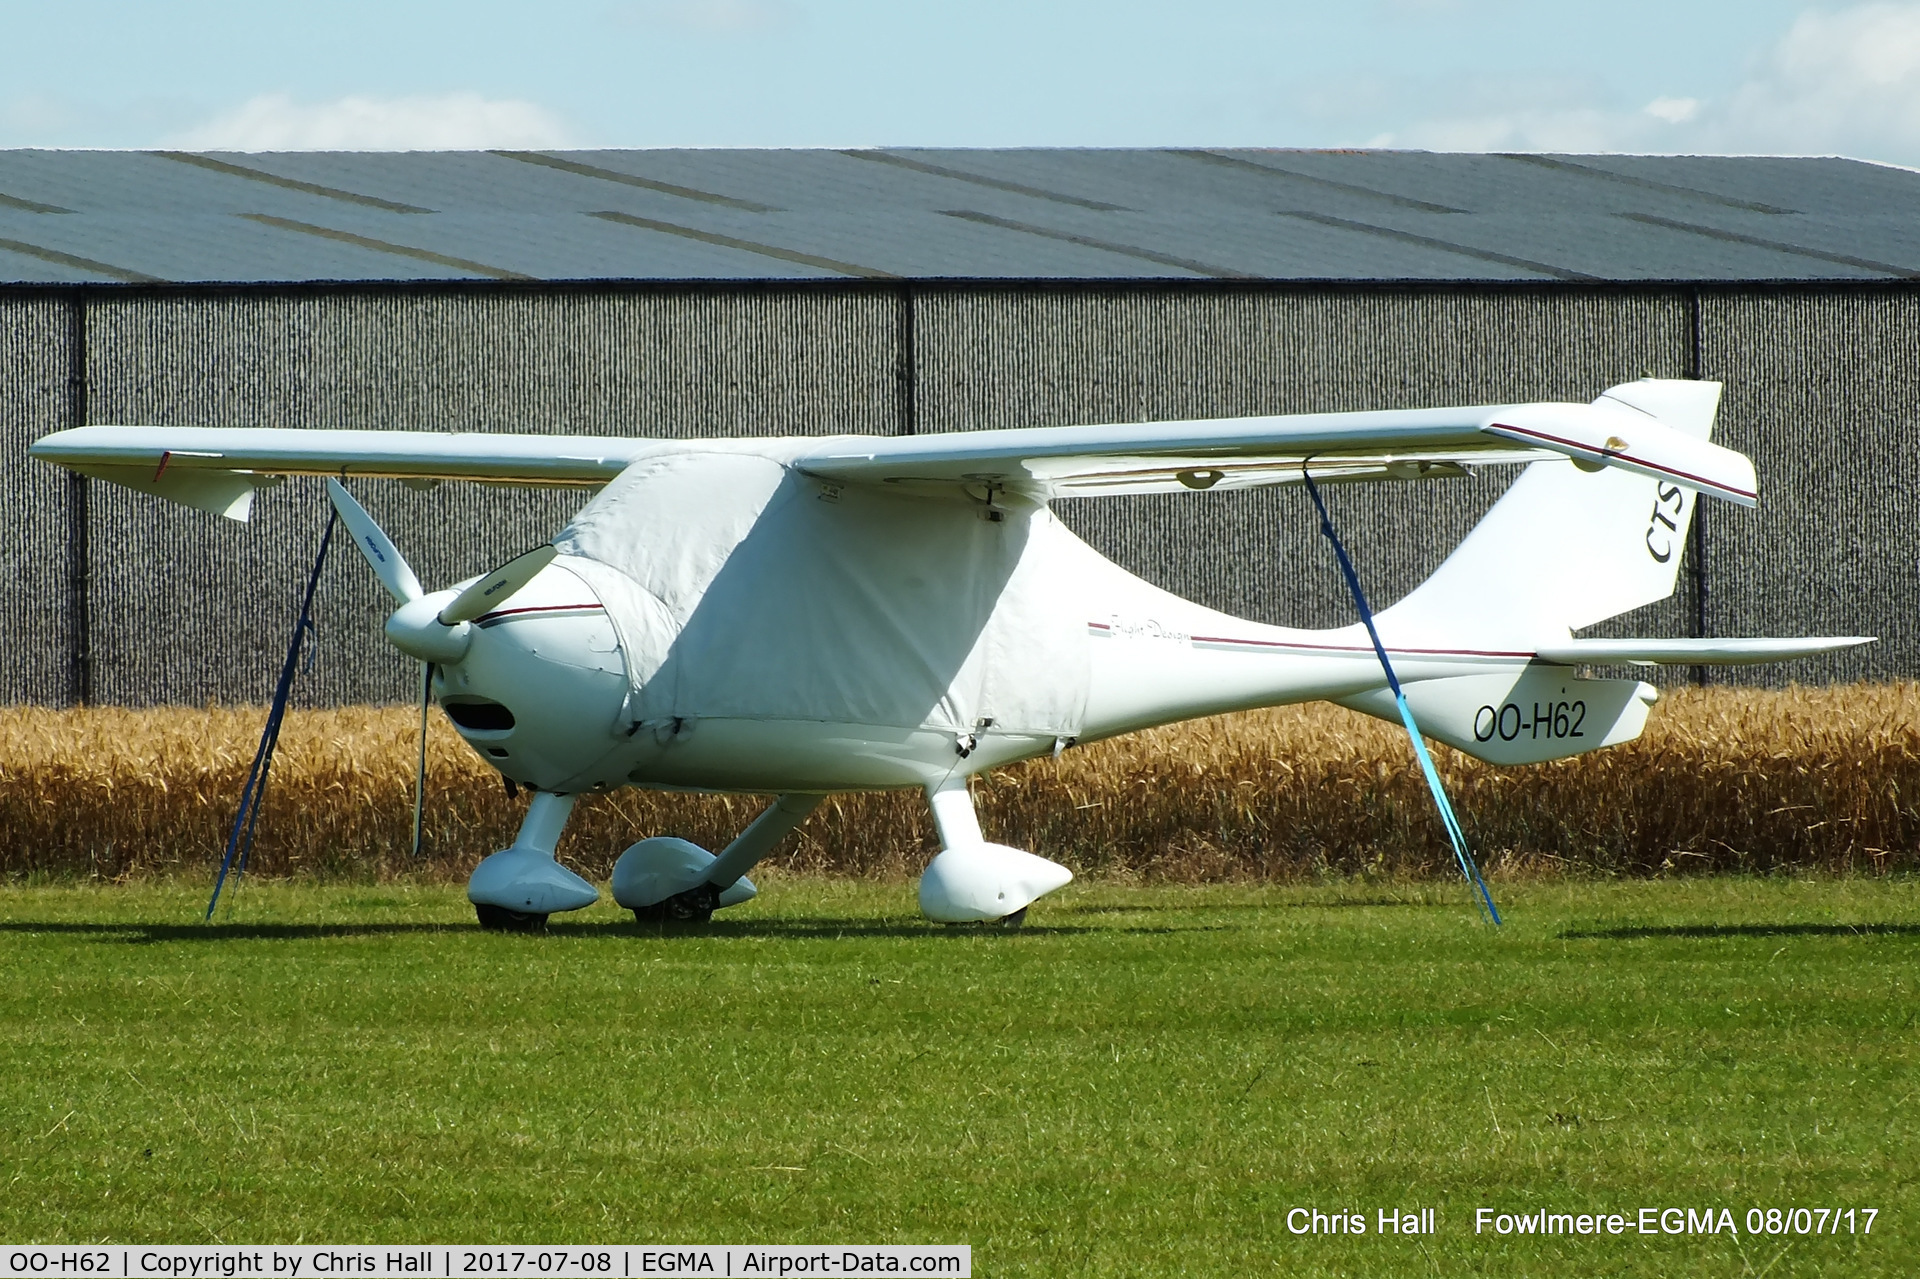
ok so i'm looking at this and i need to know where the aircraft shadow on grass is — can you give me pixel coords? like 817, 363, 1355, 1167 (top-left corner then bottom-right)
8, 918, 1906, 944
628, 918, 1218, 939
0, 917, 1220, 944
1053, 898, 1438, 916
0, 921, 461, 944
1560, 923, 1920, 941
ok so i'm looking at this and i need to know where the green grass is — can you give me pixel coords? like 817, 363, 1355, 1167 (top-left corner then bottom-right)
0, 877, 1914, 1277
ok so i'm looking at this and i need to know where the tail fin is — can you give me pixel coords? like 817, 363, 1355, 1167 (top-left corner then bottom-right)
1375, 379, 1721, 647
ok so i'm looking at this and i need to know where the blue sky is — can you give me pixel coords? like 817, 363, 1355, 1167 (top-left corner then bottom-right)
5, 1, 1920, 164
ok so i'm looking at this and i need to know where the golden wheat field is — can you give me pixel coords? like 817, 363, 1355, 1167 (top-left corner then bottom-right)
2, 684, 1916, 883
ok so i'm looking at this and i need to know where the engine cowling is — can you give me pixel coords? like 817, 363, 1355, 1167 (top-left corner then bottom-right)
429, 561, 630, 792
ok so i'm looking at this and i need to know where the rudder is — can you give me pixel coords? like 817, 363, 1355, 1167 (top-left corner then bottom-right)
1374, 379, 1721, 648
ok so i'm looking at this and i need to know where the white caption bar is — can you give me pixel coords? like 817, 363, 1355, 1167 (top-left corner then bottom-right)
0, 1248, 970, 1279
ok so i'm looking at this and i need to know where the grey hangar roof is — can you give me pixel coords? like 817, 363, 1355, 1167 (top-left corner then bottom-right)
0, 148, 1915, 287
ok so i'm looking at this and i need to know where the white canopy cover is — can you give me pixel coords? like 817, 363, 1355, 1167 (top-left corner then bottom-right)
552, 445, 1091, 740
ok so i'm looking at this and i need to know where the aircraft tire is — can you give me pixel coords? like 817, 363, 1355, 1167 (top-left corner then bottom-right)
941, 906, 1029, 929
475, 903, 549, 932
632, 884, 719, 926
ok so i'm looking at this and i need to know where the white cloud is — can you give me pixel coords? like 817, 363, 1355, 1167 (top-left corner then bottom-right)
1643, 96, 1700, 125
169, 93, 573, 151
1371, 3, 1920, 164
1712, 2, 1920, 156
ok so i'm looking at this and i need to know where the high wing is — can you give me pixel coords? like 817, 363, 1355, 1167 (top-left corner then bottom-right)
792, 399, 1754, 505
28, 380, 1758, 521
27, 426, 653, 520
797, 379, 1754, 504
798, 414, 1544, 498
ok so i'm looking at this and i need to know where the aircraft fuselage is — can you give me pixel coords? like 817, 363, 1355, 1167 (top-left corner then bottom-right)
434, 499, 1518, 798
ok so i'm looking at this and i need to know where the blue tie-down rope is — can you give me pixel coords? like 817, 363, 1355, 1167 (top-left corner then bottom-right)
1300, 466, 1502, 925
207, 510, 337, 921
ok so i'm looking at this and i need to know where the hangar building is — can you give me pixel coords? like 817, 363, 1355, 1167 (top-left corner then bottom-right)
0, 148, 1914, 706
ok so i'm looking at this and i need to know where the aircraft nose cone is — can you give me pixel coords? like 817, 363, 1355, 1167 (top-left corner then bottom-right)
385, 591, 473, 663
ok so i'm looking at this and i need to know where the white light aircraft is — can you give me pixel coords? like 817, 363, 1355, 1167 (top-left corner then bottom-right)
31, 379, 1869, 929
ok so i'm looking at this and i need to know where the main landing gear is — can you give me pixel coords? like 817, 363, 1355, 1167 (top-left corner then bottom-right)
612, 795, 823, 924
916, 778, 1071, 925
630, 882, 721, 925
466, 779, 1075, 931
468, 792, 597, 930
474, 903, 549, 932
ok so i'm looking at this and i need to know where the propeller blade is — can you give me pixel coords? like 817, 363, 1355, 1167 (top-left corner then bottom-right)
325, 479, 422, 604
438, 545, 557, 624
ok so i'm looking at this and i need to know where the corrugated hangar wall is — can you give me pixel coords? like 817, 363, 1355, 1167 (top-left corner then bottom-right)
77, 289, 904, 707
913, 288, 1697, 644
1699, 292, 1920, 685
1, 283, 1911, 707
0, 299, 75, 706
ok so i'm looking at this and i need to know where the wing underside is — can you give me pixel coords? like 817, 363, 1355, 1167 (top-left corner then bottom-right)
844, 445, 1549, 497
793, 388, 1757, 506
33, 427, 645, 519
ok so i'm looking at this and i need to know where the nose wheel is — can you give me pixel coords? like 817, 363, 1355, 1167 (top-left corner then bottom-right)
475, 903, 549, 932
631, 883, 719, 925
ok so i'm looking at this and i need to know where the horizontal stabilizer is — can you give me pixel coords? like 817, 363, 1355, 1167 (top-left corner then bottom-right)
1535, 636, 1875, 666
1338, 667, 1658, 766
